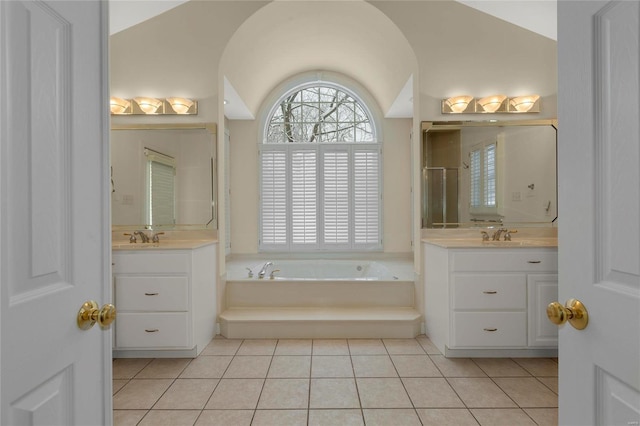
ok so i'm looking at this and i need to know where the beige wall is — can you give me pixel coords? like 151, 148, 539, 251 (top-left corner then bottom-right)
382, 118, 413, 253
228, 119, 259, 253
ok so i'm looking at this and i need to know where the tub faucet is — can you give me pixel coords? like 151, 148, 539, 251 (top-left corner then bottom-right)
258, 262, 273, 279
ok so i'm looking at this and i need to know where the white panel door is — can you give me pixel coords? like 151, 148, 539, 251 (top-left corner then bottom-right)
0, 1, 111, 425
558, 1, 640, 424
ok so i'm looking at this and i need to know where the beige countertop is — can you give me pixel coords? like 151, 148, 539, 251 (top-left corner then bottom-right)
422, 237, 558, 249
112, 239, 217, 251
111, 229, 217, 251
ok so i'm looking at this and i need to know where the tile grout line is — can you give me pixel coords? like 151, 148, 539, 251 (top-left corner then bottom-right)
307, 339, 313, 426
347, 339, 367, 425
382, 340, 424, 424
473, 357, 558, 425
197, 339, 243, 423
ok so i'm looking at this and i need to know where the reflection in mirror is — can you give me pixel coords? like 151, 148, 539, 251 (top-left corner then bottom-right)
111, 123, 217, 229
421, 120, 557, 228
144, 148, 176, 225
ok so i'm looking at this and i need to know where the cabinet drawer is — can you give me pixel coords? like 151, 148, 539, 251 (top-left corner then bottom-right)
113, 252, 189, 274
451, 312, 527, 347
452, 250, 557, 272
115, 276, 188, 311
116, 313, 190, 348
452, 274, 526, 310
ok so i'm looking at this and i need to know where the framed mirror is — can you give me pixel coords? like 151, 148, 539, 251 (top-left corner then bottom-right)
421, 120, 557, 228
110, 123, 217, 229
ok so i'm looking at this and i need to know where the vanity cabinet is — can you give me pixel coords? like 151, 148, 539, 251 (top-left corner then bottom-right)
112, 243, 217, 357
423, 243, 558, 357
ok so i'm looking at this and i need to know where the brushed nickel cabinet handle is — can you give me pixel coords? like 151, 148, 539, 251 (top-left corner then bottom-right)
528, 260, 542, 264
145, 329, 159, 333
483, 328, 498, 332
483, 290, 498, 294
144, 292, 159, 296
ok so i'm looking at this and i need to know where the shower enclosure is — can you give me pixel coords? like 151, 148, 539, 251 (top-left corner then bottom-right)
422, 167, 459, 228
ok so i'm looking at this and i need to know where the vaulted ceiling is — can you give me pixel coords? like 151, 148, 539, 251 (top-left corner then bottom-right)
109, 1, 557, 120
110, 0, 557, 40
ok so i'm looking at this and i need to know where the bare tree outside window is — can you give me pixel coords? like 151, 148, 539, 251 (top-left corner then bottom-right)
266, 86, 374, 144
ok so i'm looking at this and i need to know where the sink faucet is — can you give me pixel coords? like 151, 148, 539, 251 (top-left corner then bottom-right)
491, 228, 508, 241
152, 232, 165, 243
258, 262, 273, 279
134, 230, 149, 243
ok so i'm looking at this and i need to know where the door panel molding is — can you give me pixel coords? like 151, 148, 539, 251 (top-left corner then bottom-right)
9, 367, 72, 425
594, 1, 640, 289
596, 366, 640, 425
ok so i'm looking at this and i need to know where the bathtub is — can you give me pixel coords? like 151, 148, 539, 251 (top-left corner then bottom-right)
224, 256, 416, 312
226, 258, 414, 281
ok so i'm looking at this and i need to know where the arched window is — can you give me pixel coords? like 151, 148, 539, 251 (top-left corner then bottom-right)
260, 84, 381, 251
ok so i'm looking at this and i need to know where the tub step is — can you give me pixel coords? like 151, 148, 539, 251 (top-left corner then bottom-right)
219, 307, 422, 339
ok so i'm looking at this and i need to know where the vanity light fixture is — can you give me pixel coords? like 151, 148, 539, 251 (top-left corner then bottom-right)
134, 97, 163, 114
166, 97, 196, 114
476, 95, 507, 113
508, 95, 540, 112
442, 95, 474, 113
442, 94, 541, 114
110, 97, 131, 115
110, 97, 198, 115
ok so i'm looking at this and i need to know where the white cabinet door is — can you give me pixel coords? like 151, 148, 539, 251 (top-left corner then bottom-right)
527, 274, 558, 347
0, 1, 110, 424
558, 1, 640, 424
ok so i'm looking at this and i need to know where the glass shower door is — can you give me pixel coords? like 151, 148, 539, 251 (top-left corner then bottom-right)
423, 167, 459, 228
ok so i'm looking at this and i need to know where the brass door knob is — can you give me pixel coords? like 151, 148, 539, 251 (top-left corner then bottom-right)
546, 298, 588, 330
77, 301, 117, 330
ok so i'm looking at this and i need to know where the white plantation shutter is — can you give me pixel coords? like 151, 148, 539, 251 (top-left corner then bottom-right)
323, 150, 350, 246
470, 149, 481, 208
469, 141, 497, 214
353, 149, 380, 246
145, 149, 175, 226
261, 149, 287, 246
149, 161, 175, 225
259, 144, 382, 251
291, 150, 317, 245
484, 144, 496, 207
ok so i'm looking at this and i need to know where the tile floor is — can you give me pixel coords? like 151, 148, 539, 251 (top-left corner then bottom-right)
113, 336, 558, 426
